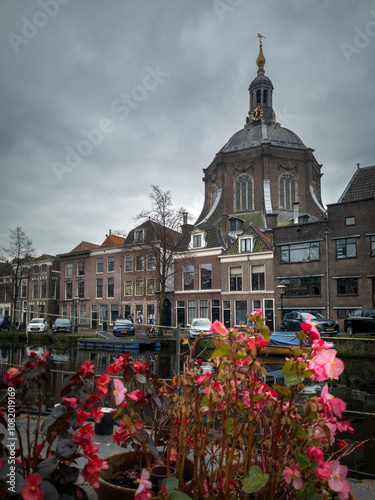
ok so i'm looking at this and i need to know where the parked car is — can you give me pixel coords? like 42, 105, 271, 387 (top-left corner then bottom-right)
344, 309, 375, 335
0, 315, 12, 331
189, 318, 212, 339
52, 318, 72, 333
27, 318, 48, 333
113, 319, 135, 337
283, 311, 339, 335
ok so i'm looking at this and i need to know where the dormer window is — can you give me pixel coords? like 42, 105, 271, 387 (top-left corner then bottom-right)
239, 237, 253, 253
191, 232, 205, 249
135, 230, 144, 242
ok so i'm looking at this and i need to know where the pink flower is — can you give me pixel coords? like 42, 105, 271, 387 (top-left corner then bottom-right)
128, 389, 145, 402
63, 397, 78, 408
252, 309, 262, 318
310, 349, 344, 382
283, 464, 303, 490
20, 474, 43, 500
301, 314, 321, 340
319, 383, 346, 418
209, 320, 228, 336
328, 460, 351, 500
135, 469, 153, 500
113, 378, 127, 405
337, 421, 354, 433
315, 460, 332, 481
307, 446, 324, 465
169, 446, 177, 462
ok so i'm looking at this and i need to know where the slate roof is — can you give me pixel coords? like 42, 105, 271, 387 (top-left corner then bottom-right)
125, 220, 181, 248
338, 165, 375, 203
176, 223, 225, 252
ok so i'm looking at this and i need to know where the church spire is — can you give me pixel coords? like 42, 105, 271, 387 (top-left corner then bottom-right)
256, 33, 266, 75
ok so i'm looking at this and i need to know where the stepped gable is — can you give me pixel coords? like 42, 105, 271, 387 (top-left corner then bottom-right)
338, 165, 375, 203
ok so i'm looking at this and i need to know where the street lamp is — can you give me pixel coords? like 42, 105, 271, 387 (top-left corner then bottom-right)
73, 295, 79, 334
276, 281, 287, 331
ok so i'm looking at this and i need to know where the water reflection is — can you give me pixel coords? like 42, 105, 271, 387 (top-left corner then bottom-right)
0, 345, 374, 476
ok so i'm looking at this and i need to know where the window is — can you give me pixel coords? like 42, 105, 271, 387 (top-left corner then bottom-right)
337, 278, 358, 296
97, 258, 103, 273
235, 175, 253, 212
125, 256, 133, 272
211, 299, 220, 322
51, 279, 57, 299
107, 278, 114, 298
108, 257, 115, 272
77, 281, 84, 299
65, 282, 72, 300
146, 279, 155, 295
183, 265, 194, 290
33, 281, 38, 299
188, 300, 197, 324
336, 238, 356, 259
199, 300, 209, 318
280, 242, 320, 263
96, 279, 103, 298
111, 304, 119, 322
66, 263, 73, 278
230, 267, 242, 292
99, 305, 108, 321
135, 230, 144, 242
147, 254, 156, 270
124, 280, 133, 296
240, 237, 253, 253
80, 304, 86, 323
193, 234, 202, 248
235, 300, 247, 325
229, 219, 243, 232
279, 174, 296, 210
285, 277, 321, 296
200, 263, 212, 290
336, 309, 348, 319
345, 216, 355, 226
371, 236, 375, 257
135, 280, 144, 296
136, 255, 144, 271
41, 279, 47, 299
21, 280, 27, 298
251, 265, 265, 291
33, 265, 39, 274
41, 264, 47, 273
77, 262, 85, 276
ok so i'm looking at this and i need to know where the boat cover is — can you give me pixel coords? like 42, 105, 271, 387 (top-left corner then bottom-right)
268, 332, 301, 347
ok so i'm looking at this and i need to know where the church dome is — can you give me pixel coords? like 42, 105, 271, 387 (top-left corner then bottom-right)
220, 122, 306, 153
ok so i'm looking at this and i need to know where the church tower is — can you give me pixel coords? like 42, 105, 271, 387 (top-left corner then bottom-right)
195, 35, 326, 233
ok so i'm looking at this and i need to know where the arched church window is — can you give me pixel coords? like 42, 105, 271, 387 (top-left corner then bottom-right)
279, 174, 297, 210
235, 175, 253, 212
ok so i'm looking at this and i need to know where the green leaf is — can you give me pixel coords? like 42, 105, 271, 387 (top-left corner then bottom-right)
163, 476, 178, 490
273, 385, 292, 398
305, 411, 318, 421
225, 418, 234, 433
252, 393, 265, 402
242, 465, 269, 494
212, 344, 231, 359
296, 331, 306, 343
296, 428, 308, 440
259, 324, 270, 342
304, 484, 321, 500
166, 491, 194, 499
284, 373, 304, 386
282, 359, 292, 375
303, 370, 312, 378
200, 396, 210, 407
296, 451, 310, 470
290, 348, 303, 357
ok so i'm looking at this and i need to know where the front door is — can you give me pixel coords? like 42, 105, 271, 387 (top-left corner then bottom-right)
224, 309, 231, 329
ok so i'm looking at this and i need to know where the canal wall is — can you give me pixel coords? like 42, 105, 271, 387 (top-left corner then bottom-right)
321, 336, 375, 358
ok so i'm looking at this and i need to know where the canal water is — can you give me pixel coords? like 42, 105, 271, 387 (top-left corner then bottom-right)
0, 344, 374, 478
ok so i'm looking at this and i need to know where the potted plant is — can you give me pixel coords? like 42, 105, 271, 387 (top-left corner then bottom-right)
0, 350, 109, 498
99, 311, 370, 500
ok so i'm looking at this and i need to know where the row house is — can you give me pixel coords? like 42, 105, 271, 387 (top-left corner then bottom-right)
273, 165, 375, 331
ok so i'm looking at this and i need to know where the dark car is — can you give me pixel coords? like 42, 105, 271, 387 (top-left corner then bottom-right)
344, 309, 375, 335
283, 311, 339, 335
52, 318, 72, 333
0, 315, 11, 331
113, 319, 135, 337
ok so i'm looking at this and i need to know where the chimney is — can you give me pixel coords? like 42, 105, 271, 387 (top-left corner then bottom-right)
181, 212, 193, 236
183, 212, 188, 225
265, 213, 278, 229
357, 163, 360, 170
221, 214, 229, 245
293, 202, 299, 224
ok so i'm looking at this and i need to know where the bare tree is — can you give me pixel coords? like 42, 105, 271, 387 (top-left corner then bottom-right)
134, 186, 186, 331
0, 227, 35, 328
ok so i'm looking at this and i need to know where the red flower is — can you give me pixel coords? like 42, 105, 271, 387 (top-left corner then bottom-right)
20, 473, 43, 500
76, 410, 89, 425
4, 367, 22, 384
73, 424, 95, 446
63, 397, 78, 409
96, 374, 111, 398
128, 390, 145, 402
90, 407, 104, 424
77, 361, 95, 378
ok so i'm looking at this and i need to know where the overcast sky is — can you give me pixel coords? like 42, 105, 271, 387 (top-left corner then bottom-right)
1, 0, 374, 256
